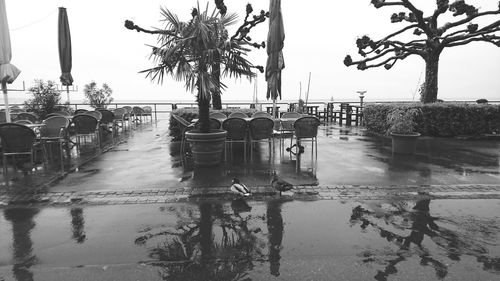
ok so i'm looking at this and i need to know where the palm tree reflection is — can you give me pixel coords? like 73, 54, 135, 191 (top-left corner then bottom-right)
266, 199, 284, 277
3, 207, 39, 281
350, 199, 500, 281
70, 208, 86, 243
135, 200, 266, 280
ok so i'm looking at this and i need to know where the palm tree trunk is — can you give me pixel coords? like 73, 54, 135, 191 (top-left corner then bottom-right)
198, 90, 211, 133
211, 63, 222, 110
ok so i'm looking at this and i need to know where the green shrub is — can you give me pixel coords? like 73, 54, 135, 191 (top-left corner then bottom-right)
168, 108, 257, 141
23, 80, 70, 119
364, 103, 500, 137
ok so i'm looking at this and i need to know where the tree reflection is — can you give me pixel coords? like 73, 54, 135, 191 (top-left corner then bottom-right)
266, 199, 284, 277
3, 207, 39, 281
135, 200, 266, 280
350, 199, 500, 281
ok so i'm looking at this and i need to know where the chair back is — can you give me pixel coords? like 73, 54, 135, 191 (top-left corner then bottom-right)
74, 109, 88, 115
209, 112, 227, 120
83, 111, 102, 122
251, 111, 272, 118
171, 114, 190, 128
132, 106, 145, 115
248, 117, 274, 140
123, 106, 133, 114
228, 111, 248, 118
294, 116, 320, 138
281, 112, 301, 118
53, 111, 71, 117
14, 120, 33, 125
0, 123, 37, 153
222, 118, 247, 140
0, 111, 6, 123
72, 115, 99, 134
41, 116, 70, 138
113, 108, 126, 119
143, 106, 152, 114
97, 109, 115, 124
194, 118, 222, 130
9, 108, 25, 113
16, 112, 38, 123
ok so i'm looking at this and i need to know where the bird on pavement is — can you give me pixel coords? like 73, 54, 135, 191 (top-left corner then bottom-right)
230, 178, 251, 196
270, 171, 293, 196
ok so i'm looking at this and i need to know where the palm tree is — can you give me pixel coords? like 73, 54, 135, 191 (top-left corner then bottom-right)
134, 4, 257, 133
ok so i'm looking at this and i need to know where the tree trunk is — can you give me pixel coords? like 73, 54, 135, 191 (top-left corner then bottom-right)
211, 63, 222, 110
420, 54, 440, 103
199, 202, 213, 262
197, 91, 211, 133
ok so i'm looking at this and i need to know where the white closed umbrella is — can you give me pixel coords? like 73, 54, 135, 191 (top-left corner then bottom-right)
0, 0, 21, 122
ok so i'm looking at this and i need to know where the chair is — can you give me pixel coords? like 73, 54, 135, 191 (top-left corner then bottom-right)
251, 111, 272, 118
171, 114, 194, 167
40, 116, 70, 173
0, 123, 41, 174
74, 109, 88, 115
248, 117, 275, 161
228, 111, 248, 118
277, 112, 301, 151
209, 112, 227, 120
142, 106, 153, 123
71, 114, 100, 153
293, 116, 320, 172
53, 111, 71, 117
83, 111, 102, 122
132, 106, 145, 124
14, 119, 33, 125
112, 107, 129, 131
97, 109, 116, 143
222, 117, 248, 161
194, 118, 222, 130
16, 112, 38, 123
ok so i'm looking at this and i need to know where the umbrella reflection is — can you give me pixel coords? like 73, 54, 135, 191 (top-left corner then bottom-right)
266, 199, 284, 276
350, 199, 499, 281
3, 207, 39, 281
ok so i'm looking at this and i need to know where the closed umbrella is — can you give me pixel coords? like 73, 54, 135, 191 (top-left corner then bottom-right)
58, 7, 73, 103
0, 0, 21, 123
265, 0, 285, 118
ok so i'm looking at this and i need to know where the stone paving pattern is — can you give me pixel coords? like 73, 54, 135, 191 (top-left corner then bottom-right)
1, 184, 499, 207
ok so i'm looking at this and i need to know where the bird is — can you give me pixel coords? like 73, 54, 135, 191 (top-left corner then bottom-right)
270, 171, 293, 196
230, 178, 251, 196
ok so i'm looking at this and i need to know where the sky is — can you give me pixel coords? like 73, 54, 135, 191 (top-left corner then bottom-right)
3, 0, 500, 104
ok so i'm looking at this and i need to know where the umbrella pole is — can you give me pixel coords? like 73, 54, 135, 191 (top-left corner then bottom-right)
272, 98, 277, 118
66, 85, 71, 104
2, 82, 11, 122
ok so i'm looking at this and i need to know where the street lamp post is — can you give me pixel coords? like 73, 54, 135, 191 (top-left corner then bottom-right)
357, 90, 366, 107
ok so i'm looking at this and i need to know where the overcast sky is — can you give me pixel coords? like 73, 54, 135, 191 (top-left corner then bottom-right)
4, 0, 500, 103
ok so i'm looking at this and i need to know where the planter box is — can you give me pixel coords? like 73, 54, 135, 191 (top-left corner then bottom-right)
390, 132, 420, 154
185, 129, 226, 166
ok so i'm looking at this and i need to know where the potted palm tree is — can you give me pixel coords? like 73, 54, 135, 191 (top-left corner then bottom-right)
386, 108, 421, 154
125, 2, 266, 166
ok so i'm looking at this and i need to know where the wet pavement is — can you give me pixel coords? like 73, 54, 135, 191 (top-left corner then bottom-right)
1, 114, 499, 280
0, 198, 499, 281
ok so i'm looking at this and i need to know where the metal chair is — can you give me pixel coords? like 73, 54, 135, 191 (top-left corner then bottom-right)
277, 112, 301, 152
97, 109, 116, 143
251, 111, 272, 118
40, 116, 70, 173
293, 116, 320, 172
83, 111, 102, 122
209, 112, 227, 120
228, 111, 248, 118
131, 106, 145, 125
0, 123, 41, 174
16, 112, 38, 123
71, 114, 100, 153
142, 106, 153, 123
112, 107, 129, 131
222, 117, 248, 161
74, 109, 88, 115
248, 117, 275, 161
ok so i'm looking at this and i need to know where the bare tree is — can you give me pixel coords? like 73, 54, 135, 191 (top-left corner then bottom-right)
344, 0, 500, 103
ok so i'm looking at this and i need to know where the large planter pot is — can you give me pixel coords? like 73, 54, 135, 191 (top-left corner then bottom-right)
390, 132, 421, 154
185, 129, 227, 166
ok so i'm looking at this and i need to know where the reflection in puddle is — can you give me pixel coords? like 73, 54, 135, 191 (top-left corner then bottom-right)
350, 199, 500, 280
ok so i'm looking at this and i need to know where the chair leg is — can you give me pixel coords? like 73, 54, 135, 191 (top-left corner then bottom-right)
3, 154, 7, 175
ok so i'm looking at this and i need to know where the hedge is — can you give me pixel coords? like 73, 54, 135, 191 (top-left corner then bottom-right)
363, 103, 500, 137
168, 108, 258, 141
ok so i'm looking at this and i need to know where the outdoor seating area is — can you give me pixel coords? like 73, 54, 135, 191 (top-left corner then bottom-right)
0, 105, 153, 178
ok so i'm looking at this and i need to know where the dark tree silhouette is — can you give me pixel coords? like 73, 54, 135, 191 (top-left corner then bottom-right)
344, 0, 500, 103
